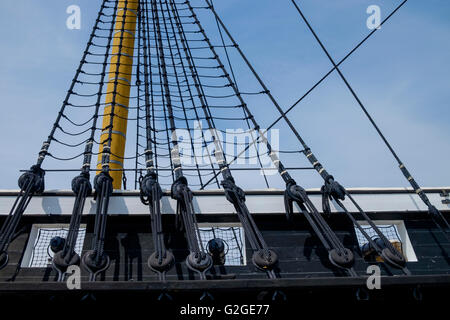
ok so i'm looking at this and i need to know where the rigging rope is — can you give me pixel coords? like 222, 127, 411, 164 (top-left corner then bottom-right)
1, 0, 439, 282
202, 0, 410, 273
173, 0, 360, 280
199, 0, 410, 189
0, 0, 111, 271
290, 0, 449, 240
153, 0, 213, 282
139, 1, 175, 286
79, 0, 126, 281
170, 0, 280, 280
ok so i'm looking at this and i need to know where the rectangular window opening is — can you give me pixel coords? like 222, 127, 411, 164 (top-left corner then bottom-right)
198, 223, 246, 266
354, 220, 417, 262
22, 224, 86, 268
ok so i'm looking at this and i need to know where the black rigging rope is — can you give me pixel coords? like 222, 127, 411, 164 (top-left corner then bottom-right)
153, 0, 213, 283
1, 0, 434, 282
199, 0, 410, 189
139, 4, 175, 284
171, 0, 280, 279
290, 0, 449, 239
80, 0, 123, 281
202, 0, 410, 274
0, 0, 111, 272
173, 0, 353, 283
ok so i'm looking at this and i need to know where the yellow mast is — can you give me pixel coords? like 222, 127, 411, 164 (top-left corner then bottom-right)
97, 0, 138, 189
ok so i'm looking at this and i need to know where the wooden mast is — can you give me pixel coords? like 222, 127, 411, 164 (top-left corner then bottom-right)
97, 0, 138, 189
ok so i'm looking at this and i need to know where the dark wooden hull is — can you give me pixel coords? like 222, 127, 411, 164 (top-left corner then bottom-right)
1, 210, 449, 303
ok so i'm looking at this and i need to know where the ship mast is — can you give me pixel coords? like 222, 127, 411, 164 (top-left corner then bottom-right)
97, 0, 138, 189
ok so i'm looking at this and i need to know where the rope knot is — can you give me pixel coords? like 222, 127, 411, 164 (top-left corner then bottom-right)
321, 177, 346, 214
93, 171, 113, 196
140, 172, 162, 205
71, 172, 92, 196
283, 181, 306, 221
221, 178, 245, 204
285, 181, 306, 204
323, 177, 346, 200
18, 165, 45, 195
171, 176, 192, 201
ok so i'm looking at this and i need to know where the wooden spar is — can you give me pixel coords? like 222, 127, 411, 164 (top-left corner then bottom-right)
97, 0, 138, 189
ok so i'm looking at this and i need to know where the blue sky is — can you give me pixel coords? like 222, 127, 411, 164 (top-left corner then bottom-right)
0, 0, 449, 190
